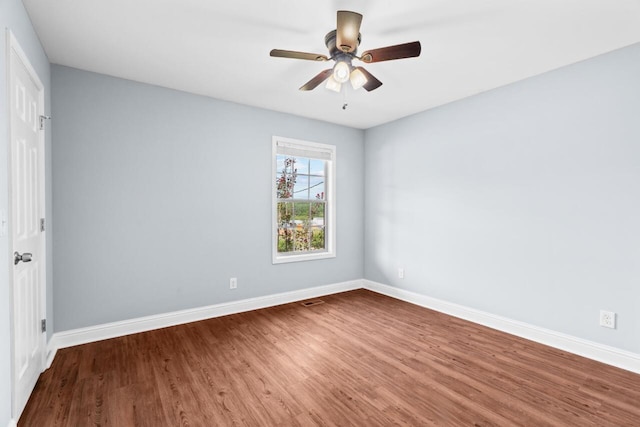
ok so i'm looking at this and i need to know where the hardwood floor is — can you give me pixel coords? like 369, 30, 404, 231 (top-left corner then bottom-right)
20, 289, 640, 426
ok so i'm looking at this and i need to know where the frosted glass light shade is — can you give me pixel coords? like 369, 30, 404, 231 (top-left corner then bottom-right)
333, 61, 350, 83
325, 76, 342, 92
350, 68, 367, 90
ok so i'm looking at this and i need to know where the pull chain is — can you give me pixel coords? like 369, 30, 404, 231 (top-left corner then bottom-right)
342, 85, 348, 110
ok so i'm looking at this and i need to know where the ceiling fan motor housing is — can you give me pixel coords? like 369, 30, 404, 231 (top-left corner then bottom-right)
325, 30, 361, 57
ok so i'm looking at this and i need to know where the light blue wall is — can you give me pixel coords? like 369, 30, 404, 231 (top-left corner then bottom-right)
364, 43, 640, 353
51, 65, 365, 331
1, 0, 52, 424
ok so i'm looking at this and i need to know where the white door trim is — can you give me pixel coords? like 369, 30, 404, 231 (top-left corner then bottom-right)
6, 29, 47, 421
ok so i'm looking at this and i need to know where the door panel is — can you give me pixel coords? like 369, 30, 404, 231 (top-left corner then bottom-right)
9, 35, 45, 421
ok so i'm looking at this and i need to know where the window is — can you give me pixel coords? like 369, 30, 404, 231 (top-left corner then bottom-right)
272, 136, 336, 264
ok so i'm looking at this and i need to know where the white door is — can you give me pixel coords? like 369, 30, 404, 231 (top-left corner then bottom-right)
8, 31, 46, 420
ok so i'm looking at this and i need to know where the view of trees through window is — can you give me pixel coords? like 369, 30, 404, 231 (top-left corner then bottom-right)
276, 155, 326, 253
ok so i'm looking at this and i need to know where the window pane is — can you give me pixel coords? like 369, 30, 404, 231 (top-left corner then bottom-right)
309, 159, 325, 175
293, 175, 309, 199
278, 229, 294, 253
276, 155, 287, 173
276, 173, 296, 199
310, 202, 325, 223
309, 176, 325, 200
293, 156, 309, 174
277, 202, 294, 225
311, 227, 325, 250
277, 155, 298, 173
294, 228, 311, 251
294, 202, 311, 221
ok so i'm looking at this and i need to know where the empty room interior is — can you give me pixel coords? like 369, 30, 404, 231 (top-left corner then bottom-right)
2, 0, 640, 425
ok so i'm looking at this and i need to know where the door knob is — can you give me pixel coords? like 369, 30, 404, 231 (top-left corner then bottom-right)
14, 251, 32, 265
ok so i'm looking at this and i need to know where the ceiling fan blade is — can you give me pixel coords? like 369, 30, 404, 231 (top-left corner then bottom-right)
354, 67, 383, 92
270, 49, 328, 61
299, 69, 333, 91
336, 10, 362, 53
360, 41, 421, 63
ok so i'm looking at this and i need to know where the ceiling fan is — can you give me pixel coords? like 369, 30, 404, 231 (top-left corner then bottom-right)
270, 10, 421, 93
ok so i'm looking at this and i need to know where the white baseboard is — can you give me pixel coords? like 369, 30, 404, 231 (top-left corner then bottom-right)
45, 344, 57, 369
7, 419, 17, 427
47, 279, 362, 354
363, 279, 640, 374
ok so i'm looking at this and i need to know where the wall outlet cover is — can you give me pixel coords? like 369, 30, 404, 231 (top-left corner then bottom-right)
599, 310, 616, 329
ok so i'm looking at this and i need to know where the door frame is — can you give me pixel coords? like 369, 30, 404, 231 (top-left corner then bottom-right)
6, 29, 48, 420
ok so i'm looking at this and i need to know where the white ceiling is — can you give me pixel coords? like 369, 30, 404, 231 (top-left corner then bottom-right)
23, 0, 640, 129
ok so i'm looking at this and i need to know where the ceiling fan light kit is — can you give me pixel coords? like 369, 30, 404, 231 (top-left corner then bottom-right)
325, 62, 366, 93
270, 10, 421, 94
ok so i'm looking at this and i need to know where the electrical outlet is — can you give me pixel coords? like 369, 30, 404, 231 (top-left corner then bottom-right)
229, 277, 237, 289
599, 310, 616, 329
398, 268, 404, 279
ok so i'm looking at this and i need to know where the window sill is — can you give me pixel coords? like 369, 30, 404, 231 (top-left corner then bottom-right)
272, 251, 336, 264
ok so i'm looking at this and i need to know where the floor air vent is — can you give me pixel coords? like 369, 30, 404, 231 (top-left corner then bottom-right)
301, 300, 325, 307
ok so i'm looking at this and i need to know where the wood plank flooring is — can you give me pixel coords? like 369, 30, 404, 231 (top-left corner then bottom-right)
19, 289, 640, 426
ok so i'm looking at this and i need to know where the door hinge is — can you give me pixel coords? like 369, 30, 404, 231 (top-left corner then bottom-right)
39, 115, 51, 130
41, 319, 46, 333
40, 218, 45, 232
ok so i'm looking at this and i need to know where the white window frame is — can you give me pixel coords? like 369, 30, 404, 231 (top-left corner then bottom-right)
272, 136, 336, 264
